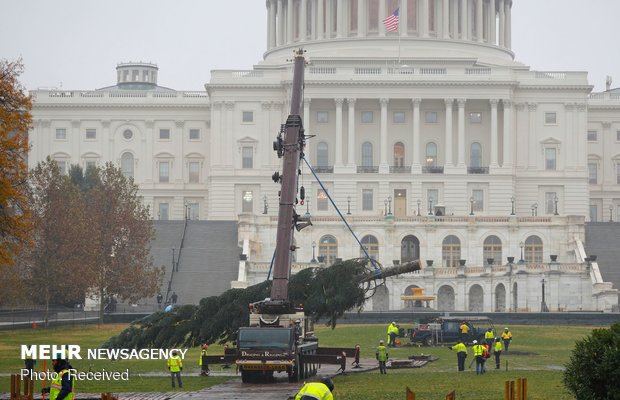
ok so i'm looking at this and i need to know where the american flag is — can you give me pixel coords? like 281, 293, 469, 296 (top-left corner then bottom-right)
383, 8, 400, 32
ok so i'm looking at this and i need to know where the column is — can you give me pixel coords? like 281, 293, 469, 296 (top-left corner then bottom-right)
335, 98, 344, 166
498, 0, 504, 46
300, 0, 307, 41
357, 0, 366, 36
268, 0, 276, 48
71, 120, 80, 167
347, 98, 356, 166
444, 99, 454, 166
576, 103, 587, 166
380, 98, 389, 169
102, 120, 111, 162
263, 102, 273, 167
225, 101, 235, 167
502, 100, 513, 167
460, 0, 468, 40
489, 0, 496, 45
412, 99, 421, 169
211, 103, 222, 166
401, 0, 408, 36
378, 0, 386, 37
490, 99, 499, 167
287, 0, 294, 43
317, 0, 324, 39
310, 0, 316, 39
303, 98, 311, 162
457, 99, 466, 167
563, 103, 573, 170
505, 0, 511, 48
442, 0, 450, 38
420, 0, 429, 37
527, 103, 537, 169
277, 0, 284, 45
175, 120, 184, 182
145, 120, 154, 182
451, 0, 458, 40
336, 0, 344, 37
326, 0, 333, 38
476, 0, 483, 42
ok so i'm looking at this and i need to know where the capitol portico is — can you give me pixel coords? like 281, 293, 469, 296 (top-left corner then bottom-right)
28, 0, 619, 312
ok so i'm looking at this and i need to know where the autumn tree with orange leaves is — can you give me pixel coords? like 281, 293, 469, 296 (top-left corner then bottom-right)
0, 58, 33, 306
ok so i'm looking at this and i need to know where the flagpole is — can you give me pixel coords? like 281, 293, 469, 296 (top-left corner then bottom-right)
397, 2, 402, 66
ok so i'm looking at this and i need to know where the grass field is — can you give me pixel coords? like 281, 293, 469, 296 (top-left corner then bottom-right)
0, 322, 597, 398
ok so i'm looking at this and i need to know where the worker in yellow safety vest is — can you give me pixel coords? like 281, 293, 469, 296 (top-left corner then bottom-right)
295, 376, 334, 400
199, 344, 209, 376
167, 350, 183, 388
449, 339, 468, 372
484, 328, 495, 348
501, 327, 513, 352
493, 337, 504, 369
472, 340, 486, 375
41, 357, 74, 400
387, 322, 399, 347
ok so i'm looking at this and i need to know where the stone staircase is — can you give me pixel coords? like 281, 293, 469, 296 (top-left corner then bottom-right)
585, 222, 620, 302
170, 221, 240, 304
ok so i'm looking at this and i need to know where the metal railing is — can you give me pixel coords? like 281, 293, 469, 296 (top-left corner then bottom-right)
422, 166, 444, 174
357, 165, 379, 173
468, 166, 489, 174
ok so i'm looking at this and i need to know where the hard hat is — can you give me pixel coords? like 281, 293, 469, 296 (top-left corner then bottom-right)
504, 327, 509, 330
472, 340, 478, 344
379, 340, 384, 344
202, 344, 209, 349
320, 376, 335, 392
391, 321, 396, 325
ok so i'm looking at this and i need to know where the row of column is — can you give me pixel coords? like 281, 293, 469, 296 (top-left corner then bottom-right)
304, 97, 513, 169
266, 0, 512, 49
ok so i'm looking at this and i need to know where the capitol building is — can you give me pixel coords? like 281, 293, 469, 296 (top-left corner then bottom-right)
28, 0, 619, 312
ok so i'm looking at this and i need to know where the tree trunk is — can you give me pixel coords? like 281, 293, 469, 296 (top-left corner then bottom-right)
358, 260, 421, 283
99, 287, 105, 324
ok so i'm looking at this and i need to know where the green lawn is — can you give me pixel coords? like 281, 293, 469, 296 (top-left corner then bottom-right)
0, 322, 597, 398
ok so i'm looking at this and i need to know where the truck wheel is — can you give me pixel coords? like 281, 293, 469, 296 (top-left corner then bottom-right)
288, 356, 301, 382
241, 371, 252, 383
425, 337, 433, 346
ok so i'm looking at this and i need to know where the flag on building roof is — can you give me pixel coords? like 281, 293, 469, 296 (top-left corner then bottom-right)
383, 8, 400, 32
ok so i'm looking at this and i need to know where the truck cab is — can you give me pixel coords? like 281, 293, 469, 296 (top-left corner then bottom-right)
409, 316, 495, 346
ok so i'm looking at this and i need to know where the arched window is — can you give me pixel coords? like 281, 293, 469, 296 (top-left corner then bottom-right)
524, 235, 543, 263
393, 142, 405, 167
360, 235, 379, 260
470, 142, 482, 168
442, 235, 461, 267
317, 142, 329, 167
425, 142, 437, 166
483, 235, 502, 265
318, 235, 338, 265
362, 142, 374, 167
121, 152, 134, 179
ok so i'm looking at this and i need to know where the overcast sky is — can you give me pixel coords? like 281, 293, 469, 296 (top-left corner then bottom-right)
1, 0, 618, 92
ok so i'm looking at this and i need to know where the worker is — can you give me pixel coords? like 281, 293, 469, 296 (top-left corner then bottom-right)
484, 328, 495, 348
376, 340, 388, 374
472, 340, 486, 375
295, 376, 334, 400
459, 321, 470, 342
387, 321, 399, 347
23, 354, 36, 379
199, 344, 209, 376
448, 339, 468, 372
167, 350, 183, 388
493, 337, 504, 369
501, 327, 513, 352
41, 356, 74, 400
481, 341, 490, 373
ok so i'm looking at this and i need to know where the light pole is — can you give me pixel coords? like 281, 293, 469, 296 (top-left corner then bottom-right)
553, 195, 559, 215
388, 196, 392, 216
531, 202, 538, 216
347, 196, 351, 215
540, 273, 549, 312
311, 241, 317, 263
263, 195, 268, 215
510, 196, 515, 215
417, 199, 421, 216
519, 241, 525, 263
184, 202, 189, 220
469, 196, 475, 216
428, 198, 434, 215
172, 246, 177, 272
304, 199, 311, 218
610, 205, 614, 222
384, 199, 388, 216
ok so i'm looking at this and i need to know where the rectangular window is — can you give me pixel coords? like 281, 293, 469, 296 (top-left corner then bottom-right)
469, 112, 482, 124
617, 130, 620, 141
393, 111, 405, 123
159, 128, 170, 140
589, 204, 598, 222
425, 111, 438, 124
545, 148, 556, 170
361, 111, 373, 123
317, 189, 328, 211
159, 161, 170, 183
158, 203, 169, 220
85, 160, 96, 170
189, 162, 200, 183
317, 111, 328, 123
588, 162, 598, 184
189, 129, 200, 140
362, 189, 373, 211
85, 128, 96, 140
55, 128, 67, 140
242, 191, 253, 213
545, 112, 557, 124
545, 192, 556, 214
427, 189, 438, 213
242, 111, 254, 123
242, 146, 253, 169
188, 203, 199, 220
56, 161, 67, 175
472, 189, 484, 212
587, 130, 597, 141
617, 163, 620, 184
